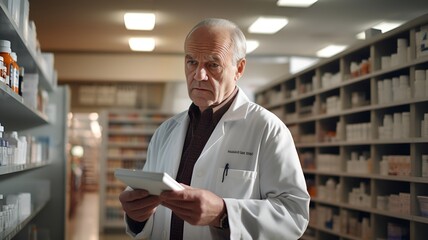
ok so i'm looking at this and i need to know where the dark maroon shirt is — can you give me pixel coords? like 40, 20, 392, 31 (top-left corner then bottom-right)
170, 88, 238, 240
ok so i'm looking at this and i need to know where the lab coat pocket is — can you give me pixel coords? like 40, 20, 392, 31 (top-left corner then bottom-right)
215, 168, 257, 199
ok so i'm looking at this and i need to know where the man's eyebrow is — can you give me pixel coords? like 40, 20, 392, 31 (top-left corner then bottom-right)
204, 55, 221, 62
185, 54, 220, 62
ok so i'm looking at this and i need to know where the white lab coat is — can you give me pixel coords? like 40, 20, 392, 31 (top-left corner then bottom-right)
126, 88, 310, 240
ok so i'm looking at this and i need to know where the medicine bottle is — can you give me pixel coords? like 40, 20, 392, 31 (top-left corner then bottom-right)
10, 52, 19, 94
0, 40, 18, 91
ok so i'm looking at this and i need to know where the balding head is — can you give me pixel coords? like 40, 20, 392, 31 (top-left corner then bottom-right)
185, 18, 247, 65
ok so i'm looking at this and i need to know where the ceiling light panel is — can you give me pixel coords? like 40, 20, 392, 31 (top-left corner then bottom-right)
124, 13, 155, 30
316, 45, 347, 58
246, 40, 259, 53
277, 0, 318, 7
248, 17, 288, 34
129, 37, 155, 51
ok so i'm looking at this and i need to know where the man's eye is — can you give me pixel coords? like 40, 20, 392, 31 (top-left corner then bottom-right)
187, 60, 197, 65
209, 63, 219, 68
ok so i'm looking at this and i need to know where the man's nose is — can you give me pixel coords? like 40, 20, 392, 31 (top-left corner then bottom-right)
194, 66, 208, 81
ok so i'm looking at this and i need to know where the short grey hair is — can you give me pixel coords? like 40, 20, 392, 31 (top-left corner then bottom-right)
185, 18, 247, 65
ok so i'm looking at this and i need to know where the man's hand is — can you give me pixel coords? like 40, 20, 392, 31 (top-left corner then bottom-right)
159, 185, 226, 227
119, 189, 162, 222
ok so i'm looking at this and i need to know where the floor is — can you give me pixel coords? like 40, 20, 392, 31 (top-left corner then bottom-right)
68, 192, 129, 240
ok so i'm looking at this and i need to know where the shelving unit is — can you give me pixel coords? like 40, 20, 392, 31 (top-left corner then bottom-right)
99, 110, 171, 232
0, 2, 69, 239
0, 2, 54, 92
256, 14, 428, 240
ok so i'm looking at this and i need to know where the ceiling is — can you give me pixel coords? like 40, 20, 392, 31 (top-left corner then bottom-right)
28, 0, 428, 87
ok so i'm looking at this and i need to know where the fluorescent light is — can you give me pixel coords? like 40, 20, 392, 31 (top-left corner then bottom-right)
316, 45, 347, 58
129, 37, 155, 51
372, 21, 404, 33
246, 40, 259, 53
248, 17, 288, 34
277, 0, 318, 7
124, 13, 155, 30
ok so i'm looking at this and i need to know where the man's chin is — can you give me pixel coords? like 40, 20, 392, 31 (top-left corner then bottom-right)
191, 98, 214, 109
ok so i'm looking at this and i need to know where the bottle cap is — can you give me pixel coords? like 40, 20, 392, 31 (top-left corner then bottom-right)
11, 52, 17, 62
11, 131, 18, 138
0, 40, 11, 53
0, 40, 11, 48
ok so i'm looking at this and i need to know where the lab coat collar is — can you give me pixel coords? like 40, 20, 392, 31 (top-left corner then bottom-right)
164, 86, 251, 173
221, 86, 250, 122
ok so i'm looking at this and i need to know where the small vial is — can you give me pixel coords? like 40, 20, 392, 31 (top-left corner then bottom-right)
0, 194, 4, 234
0, 124, 5, 166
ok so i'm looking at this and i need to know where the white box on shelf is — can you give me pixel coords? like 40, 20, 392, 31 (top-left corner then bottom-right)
19, 0, 29, 42
415, 70, 426, 98
422, 155, 428, 178
416, 25, 428, 58
417, 195, 428, 217
5, 0, 21, 27
22, 73, 39, 110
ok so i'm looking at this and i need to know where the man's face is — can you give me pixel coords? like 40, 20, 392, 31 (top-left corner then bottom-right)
184, 26, 245, 112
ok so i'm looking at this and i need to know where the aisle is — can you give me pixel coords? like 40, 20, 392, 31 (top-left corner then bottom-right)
68, 192, 128, 240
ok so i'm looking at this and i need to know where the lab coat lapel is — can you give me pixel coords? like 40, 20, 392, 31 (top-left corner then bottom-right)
198, 120, 225, 159
166, 113, 190, 178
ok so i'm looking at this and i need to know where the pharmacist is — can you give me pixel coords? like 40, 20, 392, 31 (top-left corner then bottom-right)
119, 18, 310, 240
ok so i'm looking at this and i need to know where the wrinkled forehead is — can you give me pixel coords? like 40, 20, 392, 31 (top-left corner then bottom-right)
184, 28, 234, 65
184, 25, 233, 53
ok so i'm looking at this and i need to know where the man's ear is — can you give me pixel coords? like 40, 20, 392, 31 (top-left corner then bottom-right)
234, 58, 246, 81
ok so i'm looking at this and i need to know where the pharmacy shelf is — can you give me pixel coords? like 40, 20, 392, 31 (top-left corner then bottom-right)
108, 142, 149, 148
311, 196, 417, 222
257, 13, 428, 240
0, 84, 48, 130
108, 128, 157, 135
306, 169, 428, 185
0, 3, 67, 239
0, 2, 54, 92
108, 117, 166, 124
0, 199, 48, 240
0, 161, 49, 176
107, 154, 147, 160
99, 109, 171, 232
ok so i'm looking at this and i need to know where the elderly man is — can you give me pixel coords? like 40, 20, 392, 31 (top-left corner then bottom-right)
119, 18, 310, 240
